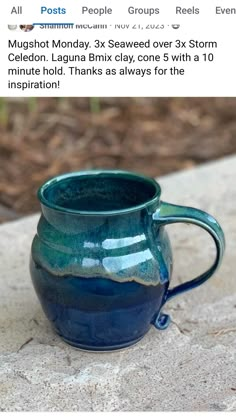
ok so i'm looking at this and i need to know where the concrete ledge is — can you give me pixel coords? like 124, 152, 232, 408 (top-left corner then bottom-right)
0, 156, 236, 411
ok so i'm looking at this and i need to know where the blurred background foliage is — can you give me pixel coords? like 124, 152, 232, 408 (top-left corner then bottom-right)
0, 97, 236, 222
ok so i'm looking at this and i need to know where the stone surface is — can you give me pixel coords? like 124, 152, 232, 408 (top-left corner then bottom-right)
0, 156, 236, 411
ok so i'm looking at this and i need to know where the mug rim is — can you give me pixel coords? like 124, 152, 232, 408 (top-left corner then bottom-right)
37, 170, 161, 216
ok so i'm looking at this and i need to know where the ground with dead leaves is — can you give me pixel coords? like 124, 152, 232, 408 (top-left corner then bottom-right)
0, 98, 236, 222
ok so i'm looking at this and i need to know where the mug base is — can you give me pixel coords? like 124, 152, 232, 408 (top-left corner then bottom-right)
59, 333, 146, 352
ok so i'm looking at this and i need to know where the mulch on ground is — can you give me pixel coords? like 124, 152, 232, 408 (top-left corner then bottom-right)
0, 97, 236, 222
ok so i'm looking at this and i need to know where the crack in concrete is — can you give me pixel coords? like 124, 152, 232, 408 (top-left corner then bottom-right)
171, 320, 190, 335
16, 337, 33, 353
16, 371, 32, 384
65, 354, 72, 366
209, 328, 236, 337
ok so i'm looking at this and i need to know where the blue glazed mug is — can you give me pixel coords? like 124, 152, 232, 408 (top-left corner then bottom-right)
30, 170, 225, 351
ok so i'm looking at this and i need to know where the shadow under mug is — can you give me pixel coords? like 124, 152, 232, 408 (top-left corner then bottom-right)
30, 170, 225, 351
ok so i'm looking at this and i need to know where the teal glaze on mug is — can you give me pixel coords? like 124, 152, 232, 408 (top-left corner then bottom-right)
30, 170, 225, 351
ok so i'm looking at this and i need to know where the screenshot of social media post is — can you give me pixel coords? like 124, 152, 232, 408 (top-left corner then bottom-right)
0, 0, 236, 415
2, 0, 236, 96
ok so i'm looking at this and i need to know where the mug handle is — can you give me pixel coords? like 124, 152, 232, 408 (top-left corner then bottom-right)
152, 201, 225, 330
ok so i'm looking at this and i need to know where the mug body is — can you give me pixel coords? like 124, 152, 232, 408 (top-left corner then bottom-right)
30, 170, 172, 351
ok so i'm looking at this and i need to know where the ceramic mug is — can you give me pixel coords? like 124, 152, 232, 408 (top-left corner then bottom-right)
30, 170, 225, 351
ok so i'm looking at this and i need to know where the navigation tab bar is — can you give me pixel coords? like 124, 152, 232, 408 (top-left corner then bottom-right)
3, 1, 236, 24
